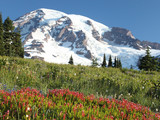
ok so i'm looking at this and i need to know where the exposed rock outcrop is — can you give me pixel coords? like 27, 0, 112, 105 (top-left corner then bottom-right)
31, 56, 44, 61
103, 27, 160, 50
86, 20, 101, 41
13, 8, 160, 68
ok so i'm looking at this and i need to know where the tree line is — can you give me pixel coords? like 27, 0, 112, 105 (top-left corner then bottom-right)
68, 54, 122, 68
68, 47, 160, 71
0, 13, 24, 58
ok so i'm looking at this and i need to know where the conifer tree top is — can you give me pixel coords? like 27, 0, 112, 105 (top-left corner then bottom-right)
102, 54, 106, 67
3, 17, 14, 32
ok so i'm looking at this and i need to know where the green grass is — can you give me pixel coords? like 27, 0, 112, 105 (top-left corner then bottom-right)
0, 56, 159, 112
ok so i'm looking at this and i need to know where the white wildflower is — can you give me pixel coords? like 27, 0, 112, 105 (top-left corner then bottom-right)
27, 107, 30, 111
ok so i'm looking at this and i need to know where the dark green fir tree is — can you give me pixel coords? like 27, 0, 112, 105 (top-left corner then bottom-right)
138, 47, 158, 71
12, 28, 24, 58
113, 57, 117, 68
3, 17, 15, 56
101, 54, 106, 67
0, 13, 5, 56
108, 55, 112, 67
117, 58, 122, 68
68, 55, 74, 65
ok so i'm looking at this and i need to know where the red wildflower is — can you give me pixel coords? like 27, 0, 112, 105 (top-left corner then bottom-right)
82, 110, 85, 117
63, 114, 66, 120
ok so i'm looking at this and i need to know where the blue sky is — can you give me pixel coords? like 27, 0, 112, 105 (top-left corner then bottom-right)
0, 0, 160, 43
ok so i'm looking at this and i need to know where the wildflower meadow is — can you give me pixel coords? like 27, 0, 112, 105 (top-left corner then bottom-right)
0, 56, 160, 119
0, 88, 160, 119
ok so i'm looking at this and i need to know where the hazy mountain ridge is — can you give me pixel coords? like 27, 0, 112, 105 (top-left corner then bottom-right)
103, 27, 160, 50
13, 8, 160, 68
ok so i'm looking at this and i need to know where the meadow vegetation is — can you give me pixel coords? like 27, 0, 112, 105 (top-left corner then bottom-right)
0, 56, 160, 118
0, 88, 159, 119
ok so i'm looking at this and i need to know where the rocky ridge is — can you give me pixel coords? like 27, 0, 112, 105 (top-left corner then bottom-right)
13, 8, 160, 68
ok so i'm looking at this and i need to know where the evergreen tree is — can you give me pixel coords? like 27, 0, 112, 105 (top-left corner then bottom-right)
146, 47, 151, 57
68, 55, 74, 65
117, 58, 122, 68
108, 55, 112, 67
113, 57, 117, 68
3, 17, 14, 32
138, 47, 158, 71
101, 54, 106, 67
0, 14, 24, 58
3, 17, 15, 56
0, 13, 5, 56
12, 29, 24, 58
152, 58, 159, 71
91, 58, 98, 67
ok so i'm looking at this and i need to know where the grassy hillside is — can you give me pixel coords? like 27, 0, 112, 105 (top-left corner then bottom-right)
0, 56, 159, 112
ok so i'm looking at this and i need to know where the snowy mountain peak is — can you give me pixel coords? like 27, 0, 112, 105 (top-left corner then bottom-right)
13, 8, 160, 68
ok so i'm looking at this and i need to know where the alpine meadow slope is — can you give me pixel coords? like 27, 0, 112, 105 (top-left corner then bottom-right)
13, 8, 160, 68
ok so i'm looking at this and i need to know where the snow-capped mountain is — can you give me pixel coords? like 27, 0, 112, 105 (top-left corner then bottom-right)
13, 8, 160, 68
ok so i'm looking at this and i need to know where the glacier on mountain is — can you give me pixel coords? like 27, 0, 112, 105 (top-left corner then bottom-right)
13, 8, 160, 69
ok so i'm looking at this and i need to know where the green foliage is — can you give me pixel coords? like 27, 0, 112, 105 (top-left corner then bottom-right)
68, 55, 74, 65
101, 54, 106, 67
0, 14, 24, 58
138, 47, 159, 71
3, 17, 14, 56
117, 58, 122, 68
91, 58, 98, 67
3, 17, 14, 32
0, 13, 5, 56
11, 30, 24, 57
0, 56, 160, 112
113, 57, 117, 68
113, 57, 122, 68
108, 55, 112, 67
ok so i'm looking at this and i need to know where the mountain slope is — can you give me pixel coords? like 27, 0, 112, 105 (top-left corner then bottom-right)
13, 8, 160, 68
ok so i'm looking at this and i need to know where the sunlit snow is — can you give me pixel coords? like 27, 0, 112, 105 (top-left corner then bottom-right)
14, 8, 160, 69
